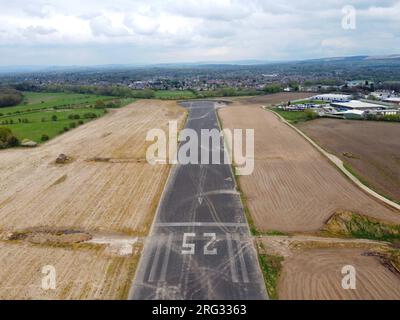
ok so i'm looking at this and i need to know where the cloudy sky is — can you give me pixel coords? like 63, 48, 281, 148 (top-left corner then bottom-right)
0, 0, 399, 65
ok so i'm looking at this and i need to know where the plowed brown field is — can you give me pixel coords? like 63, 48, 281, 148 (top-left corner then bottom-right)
297, 119, 400, 203
0, 100, 185, 299
278, 248, 400, 300
218, 103, 400, 232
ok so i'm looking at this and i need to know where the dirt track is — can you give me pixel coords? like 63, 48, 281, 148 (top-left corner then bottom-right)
297, 119, 400, 203
278, 248, 400, 300
218, 102, 400, 232
0, 100, 185, 299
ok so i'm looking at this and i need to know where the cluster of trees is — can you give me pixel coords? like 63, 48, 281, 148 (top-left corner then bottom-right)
0, 127, 19, 148
14, 83, 156, 99
13, 83, 270, 100
263, 84, 283, 94
0, 88, 23, 107
1, 118, 29, 125
365, 113, 400, 122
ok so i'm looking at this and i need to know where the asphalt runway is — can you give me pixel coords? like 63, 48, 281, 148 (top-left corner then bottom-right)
129, 101, 267, 300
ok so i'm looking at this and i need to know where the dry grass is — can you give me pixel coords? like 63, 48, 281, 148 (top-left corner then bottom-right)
0, 100, 185, 299
0, 100, 185, 235
0, 241, 140, 300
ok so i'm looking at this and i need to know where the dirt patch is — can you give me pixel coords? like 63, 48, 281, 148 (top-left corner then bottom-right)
277, 248, 400, 300
218, 103, 400, 233
297, 118, 400, 202
3, 228, 92, 245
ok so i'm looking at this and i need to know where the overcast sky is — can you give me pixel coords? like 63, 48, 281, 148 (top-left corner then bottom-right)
0, 0, 399, 65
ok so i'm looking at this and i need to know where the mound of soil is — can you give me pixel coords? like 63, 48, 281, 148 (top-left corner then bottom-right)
6, 228, 92, 245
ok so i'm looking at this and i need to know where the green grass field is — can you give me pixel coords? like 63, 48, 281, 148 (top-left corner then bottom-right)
154, 90, 197, 100
272, 109, 311, 123
0, 92, 134, 144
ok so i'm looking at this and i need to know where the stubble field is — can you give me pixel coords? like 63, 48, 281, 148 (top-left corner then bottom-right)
0, 100, 185, 299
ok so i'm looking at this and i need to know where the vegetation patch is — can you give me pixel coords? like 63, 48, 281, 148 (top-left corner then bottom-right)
0, 87, 23, 107
272, 108, 317, 123
0, 92, 133, 146
0, 127, 19, 148
257, 244, 284, 300
324, 211, 400, 242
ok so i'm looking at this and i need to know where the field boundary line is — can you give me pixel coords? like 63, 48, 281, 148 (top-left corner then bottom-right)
266, 107, 400, 212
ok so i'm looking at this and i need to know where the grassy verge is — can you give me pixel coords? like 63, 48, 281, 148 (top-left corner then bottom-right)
155, 90, 197, 100
272, 108, 317, 124
325, 211, 400, 243
257, 243, 284, 300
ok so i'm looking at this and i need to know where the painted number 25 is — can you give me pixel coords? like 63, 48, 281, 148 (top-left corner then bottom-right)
182, 233, 217, 255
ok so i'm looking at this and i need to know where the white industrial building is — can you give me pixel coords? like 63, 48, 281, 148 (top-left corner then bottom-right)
312, 94, 353, 102
383, 97, 400, 105
330, 100, 386, 110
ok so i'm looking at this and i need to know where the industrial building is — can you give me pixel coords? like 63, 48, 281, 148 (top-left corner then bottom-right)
330, 100, 386, 110
312, 94, 353, 102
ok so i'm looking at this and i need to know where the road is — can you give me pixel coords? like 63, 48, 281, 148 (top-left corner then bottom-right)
129, 101, 267, 300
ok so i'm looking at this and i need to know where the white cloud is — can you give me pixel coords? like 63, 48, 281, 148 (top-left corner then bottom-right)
0, 0, 399, 65
90, 15, 131, 37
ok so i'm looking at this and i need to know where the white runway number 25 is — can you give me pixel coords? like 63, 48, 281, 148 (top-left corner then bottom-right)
182, 233, 217, 255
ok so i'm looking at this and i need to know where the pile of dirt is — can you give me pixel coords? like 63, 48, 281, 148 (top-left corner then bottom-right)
4, 228, 92, 245
55, 153, 72, 164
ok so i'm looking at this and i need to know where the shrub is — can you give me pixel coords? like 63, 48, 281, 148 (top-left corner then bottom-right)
304, 109, 318, 120
41, 134, 50, 142
52, 115, 58, 121
0, 127, 19, 148
69, 122, 76, 129
95, 100, 105, 108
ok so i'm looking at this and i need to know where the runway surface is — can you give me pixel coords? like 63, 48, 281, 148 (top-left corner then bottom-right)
129, 101, 267, 300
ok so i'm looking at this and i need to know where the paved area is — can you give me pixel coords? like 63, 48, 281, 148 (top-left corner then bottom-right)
129, 101, 267, 300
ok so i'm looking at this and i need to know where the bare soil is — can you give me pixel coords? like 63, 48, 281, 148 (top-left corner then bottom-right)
297, 118, 400, 202
218, 102, 400, 233
278, 248, 400, 300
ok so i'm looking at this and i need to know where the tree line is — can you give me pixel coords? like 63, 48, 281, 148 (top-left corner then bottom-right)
0, 87, 24, 107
